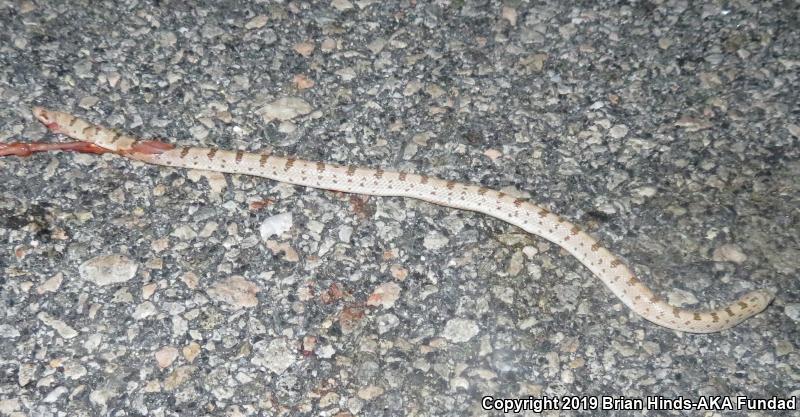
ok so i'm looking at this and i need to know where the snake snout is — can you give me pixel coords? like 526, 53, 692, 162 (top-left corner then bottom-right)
31, 106, 51, 123
31, 107, 62, 132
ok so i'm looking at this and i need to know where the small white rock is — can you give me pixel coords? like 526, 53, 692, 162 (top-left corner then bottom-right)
208, 276, 260, 308
159, 31, 177, 47
259, 97, 312, 121
712, 244, 748, 264
633, 186, 658, 198
278, 121, 296, 133
561, 369, 574, 384
357, 385, 384, 400
63, 361, 87, 379
501, 6, 517, 26
189, 125, 209, 140
251, 338, 296, 374
37, 272, 63, 294
79, 254, 138, 286
245, 15, 268, 29
376, 313, 399, 334
423, 231, 449, 250
78, 96, 100, 109
43, 386, 68, 403
18, 363, 36, 387
170, 225, 198, 240
666, 289, 699, 307
338, 225, 353, 242
132, 301, 158, 320
259, 212, 293, 240
442, 318, 479, 343
89, 388, 116, 410
0, 324, 20, 339
155, 346, 180, 368
37, 312, 78, 339
787, 123, 800, 138
0, 398, 20, 414
335, 67, 357, 81
403, 81, 423, 96
784, 304, 800, 322
609, 124, 629, 138
317, 344, 336, 359
293, 41, 315, 57
73, 60, 92, 78
331, 0, 353, 11
366, 282, 401, 308
366, 37, 386, 54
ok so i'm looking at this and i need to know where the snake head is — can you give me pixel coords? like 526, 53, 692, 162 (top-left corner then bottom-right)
32, 106, 60, 131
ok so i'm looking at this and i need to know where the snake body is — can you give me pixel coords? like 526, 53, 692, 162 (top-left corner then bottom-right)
3, 107, 773, 332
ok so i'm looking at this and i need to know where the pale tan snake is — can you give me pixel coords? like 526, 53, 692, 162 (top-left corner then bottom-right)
0, 107, 773, 333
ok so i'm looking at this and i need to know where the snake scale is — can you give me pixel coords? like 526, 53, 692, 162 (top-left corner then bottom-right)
0, 107, 773, 333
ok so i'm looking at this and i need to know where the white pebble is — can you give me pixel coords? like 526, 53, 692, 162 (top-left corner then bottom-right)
442, 318, 479, 343
366, 282, 401, 308
78, 96, 99, 109
338, 225, 353, 242
259, 97, 312, 122
712, 244, 747, 264
784, 304, 800, 322
260, 212, 293, 240
207, 276, 260, 308
43, 386, 68, 403
79, 254, 138, 286
155, 346, 179, 368
251, 338, 296, 374
170, 225, 198, 240
331, 0, 353, 11
423, 231, 449, 250
245, 15, 268, 29
132, 301, 158, 320
609, 124, 629, 139
37, 312, 78, 339
189, 125, 208, 140
0, 324, 20, 339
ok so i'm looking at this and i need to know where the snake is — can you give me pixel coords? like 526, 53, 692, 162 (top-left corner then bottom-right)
0, 107, 773, 333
